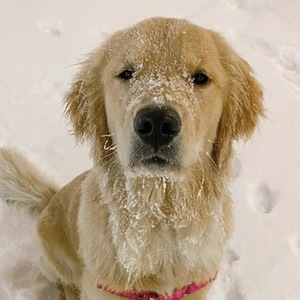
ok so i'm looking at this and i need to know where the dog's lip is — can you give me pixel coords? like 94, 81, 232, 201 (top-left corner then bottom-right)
141, 155, 169, 166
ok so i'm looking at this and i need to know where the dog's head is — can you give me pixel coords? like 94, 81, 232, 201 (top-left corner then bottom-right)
65, 18, 264, 176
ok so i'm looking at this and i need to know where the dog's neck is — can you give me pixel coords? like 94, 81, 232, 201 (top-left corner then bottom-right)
94, 158, 229, 290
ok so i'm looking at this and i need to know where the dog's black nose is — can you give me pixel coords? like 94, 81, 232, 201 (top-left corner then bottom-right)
134, 106, 181, 151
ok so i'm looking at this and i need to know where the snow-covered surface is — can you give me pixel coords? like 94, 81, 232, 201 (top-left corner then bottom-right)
0, 0, 299, 299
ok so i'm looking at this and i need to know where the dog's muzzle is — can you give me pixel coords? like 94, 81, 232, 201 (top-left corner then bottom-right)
134, 106, 181, 151
129, 106, 181, 170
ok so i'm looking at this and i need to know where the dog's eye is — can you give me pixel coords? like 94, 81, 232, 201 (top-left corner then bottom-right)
118, 69, 134, 80
192, 73, 210, 85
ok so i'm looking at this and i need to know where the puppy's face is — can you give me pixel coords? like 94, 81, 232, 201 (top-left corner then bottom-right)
102, 19, 228, 175
65, 18, 264, 176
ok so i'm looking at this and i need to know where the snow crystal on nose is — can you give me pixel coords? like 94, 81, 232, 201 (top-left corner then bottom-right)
152, 95, 164, 105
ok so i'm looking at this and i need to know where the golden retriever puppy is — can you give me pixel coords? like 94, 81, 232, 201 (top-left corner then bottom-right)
0, 17, 264, 300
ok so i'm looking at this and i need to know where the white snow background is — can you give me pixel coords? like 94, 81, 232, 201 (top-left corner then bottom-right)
0, 0, 300, 299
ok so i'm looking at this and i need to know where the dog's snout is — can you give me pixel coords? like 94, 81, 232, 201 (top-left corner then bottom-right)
134, 106, 181, 151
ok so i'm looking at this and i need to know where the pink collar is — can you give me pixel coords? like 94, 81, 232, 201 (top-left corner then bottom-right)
96, 275, 216, 300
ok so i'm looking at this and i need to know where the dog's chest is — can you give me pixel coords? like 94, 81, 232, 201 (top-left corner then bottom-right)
107, 196, 225, 282
92, 172, 227, 287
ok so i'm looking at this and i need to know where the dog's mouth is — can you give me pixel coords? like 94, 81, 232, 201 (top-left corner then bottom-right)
129, 146, 181, 171
141, 155, 168, 167
129, 137, 181, 172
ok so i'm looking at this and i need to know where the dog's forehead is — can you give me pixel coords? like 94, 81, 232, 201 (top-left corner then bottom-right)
106, 18, 219, 72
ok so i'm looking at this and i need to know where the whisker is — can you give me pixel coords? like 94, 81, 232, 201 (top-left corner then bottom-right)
101, 133, 115, 137
203, 139, 219, 146
104, 144, 117, 151
101, 151, 117, 161
205, 151, 217, 167
197, 158, 205, 199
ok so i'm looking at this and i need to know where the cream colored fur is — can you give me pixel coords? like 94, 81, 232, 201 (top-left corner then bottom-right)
0, 17, 264, 300
0, 148, 57, 215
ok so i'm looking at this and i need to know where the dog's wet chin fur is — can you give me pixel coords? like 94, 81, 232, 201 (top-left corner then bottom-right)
129, 137, 182, 176
0, 17, 264, 299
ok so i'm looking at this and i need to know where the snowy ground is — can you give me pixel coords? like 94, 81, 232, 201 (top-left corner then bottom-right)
1, 0, 300, 299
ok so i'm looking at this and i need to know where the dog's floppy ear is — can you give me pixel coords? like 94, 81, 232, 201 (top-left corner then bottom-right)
211, 32, 265, 169
64, 50, 108, 142
64, 49, 113, 162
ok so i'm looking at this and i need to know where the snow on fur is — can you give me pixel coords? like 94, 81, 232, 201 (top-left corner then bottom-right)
0, 0, 299, 299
